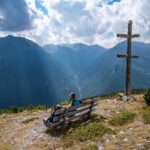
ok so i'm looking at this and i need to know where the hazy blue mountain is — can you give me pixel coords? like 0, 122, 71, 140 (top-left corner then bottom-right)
0, 35, 149, 108
44, 43, 106, 73
44, 43, 106, 97
44, 41, 150, 98
0, 36, 76, 108
81, 41, 150, 97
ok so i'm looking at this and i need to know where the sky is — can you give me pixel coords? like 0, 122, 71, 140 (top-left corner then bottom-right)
0, 0, 150, 48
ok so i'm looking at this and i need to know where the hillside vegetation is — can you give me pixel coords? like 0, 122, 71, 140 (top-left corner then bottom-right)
0, 92, 150, 149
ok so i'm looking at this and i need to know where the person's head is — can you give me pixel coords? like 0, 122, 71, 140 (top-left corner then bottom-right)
55, 104, 61, 110
69, 92, 76, 100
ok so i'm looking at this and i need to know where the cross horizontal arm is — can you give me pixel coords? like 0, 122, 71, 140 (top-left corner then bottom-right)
117, 54, 139, 59
117, 34, 128, 38
117, 54, 127, 58
132, 34, 140, 38
131, 55, 139, 59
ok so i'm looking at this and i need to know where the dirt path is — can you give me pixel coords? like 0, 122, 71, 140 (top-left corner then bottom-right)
0, 110, 61, 150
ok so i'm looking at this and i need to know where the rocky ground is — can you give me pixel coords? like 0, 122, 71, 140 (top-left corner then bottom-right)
0, 94, 150, 150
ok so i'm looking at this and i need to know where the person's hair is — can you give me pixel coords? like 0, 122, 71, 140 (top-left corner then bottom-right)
70, 92, 76, 99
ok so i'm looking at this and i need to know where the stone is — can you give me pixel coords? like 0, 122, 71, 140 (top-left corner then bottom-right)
120, 131, 125, 134
96, 142, 104, 150
111, 134, 117, 139
122, 96, 128, 102
123, 138, 128, 142
105, 138, 110, 143
118, 93, 124, 97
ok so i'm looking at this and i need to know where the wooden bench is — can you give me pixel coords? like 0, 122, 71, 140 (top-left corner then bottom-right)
43, 99, 97, 128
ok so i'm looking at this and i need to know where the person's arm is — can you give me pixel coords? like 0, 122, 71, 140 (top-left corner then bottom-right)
61, 100, 72, 108
61, 105, 70, 108
81, 99, 93, 104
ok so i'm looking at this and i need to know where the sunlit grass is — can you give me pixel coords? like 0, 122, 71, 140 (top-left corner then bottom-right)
109, 111, 136, 126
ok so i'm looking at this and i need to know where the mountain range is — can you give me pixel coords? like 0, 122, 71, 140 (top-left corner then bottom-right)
0, 35, 150, 108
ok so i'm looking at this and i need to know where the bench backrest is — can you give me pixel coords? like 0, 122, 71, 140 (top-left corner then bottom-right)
52, 100, 97, 123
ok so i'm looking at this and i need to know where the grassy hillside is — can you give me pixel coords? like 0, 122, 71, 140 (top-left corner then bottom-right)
0, 91, 150, 149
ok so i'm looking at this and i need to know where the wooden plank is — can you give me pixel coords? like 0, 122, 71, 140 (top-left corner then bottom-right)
117, 34, 128, 38
65, 104, 96, 118
66, 100, 97, 112
43, 119, 62, 128
77, 103, 97, 111
76, 109, 90, 117
131, 55, 139, 59
132, 34, 140, 38
65, 103, 97, 117
52, 115, 64, 122
117, 54, 139, 59
117, 54, 127, 58
76, 106, 97, 117
77, 104, 91, 110
66, 111, 76, 117
66, 106, 97, 121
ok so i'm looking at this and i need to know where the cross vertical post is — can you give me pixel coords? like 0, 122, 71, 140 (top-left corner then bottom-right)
126, 20, 132, 96
117, 20, 140, 97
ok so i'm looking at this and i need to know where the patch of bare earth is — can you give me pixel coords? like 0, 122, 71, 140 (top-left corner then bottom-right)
0, 110, 61, 150
0, 94, 149, 150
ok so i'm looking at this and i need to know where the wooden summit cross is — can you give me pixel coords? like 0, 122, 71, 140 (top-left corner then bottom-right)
117, 20, 140, 97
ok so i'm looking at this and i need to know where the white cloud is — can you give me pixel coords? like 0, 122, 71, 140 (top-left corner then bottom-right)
0, 0, 150, 48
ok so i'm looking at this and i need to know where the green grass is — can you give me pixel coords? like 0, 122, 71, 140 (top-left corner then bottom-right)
61, 120, 113, 147
27, 104, 49, 111
22, 117, 39, 124
109, 111, 136, 126
142, 107, 150, 124
0, 106, 24, 114
144, 89, 150, 106
131, 89, 147, 95
0, 104, 50, 115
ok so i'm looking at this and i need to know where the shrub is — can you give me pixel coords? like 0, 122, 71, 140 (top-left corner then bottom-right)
131, 89, 147, 94
143, 107, 150, 124
34, 105, 47, 110
27, 104, 49, 111
8, 106, 19, 113
27, 104, 34, 110
144, 89, 150, 106
62, 121, 113, 147
109, 111, 136, 126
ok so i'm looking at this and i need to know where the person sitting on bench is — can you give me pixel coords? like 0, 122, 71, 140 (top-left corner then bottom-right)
45, 92, 94, 123
46, 104, 63, 123
69, 92, 81, 107
61, 92, 81, 108
63, 92, 94, 108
